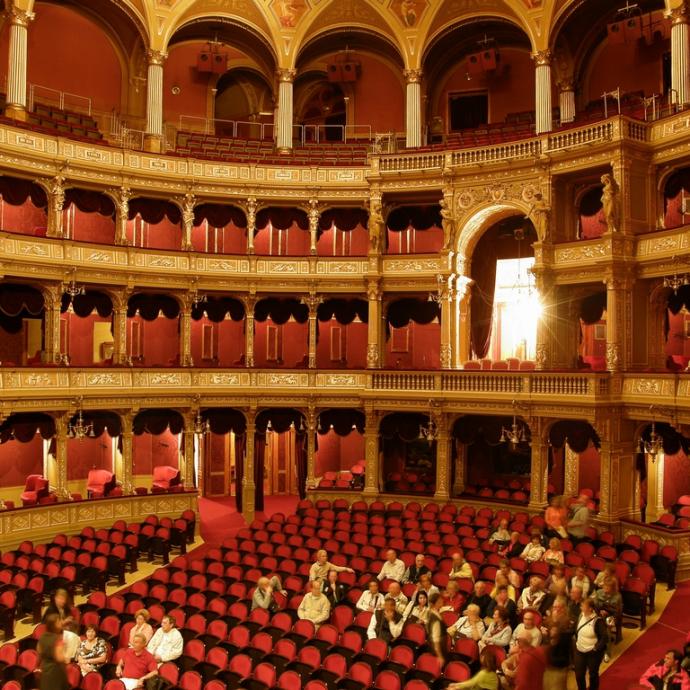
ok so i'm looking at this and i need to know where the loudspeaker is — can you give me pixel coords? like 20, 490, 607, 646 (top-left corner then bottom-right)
607, 20, 626, 44
341, 62, 359, 82
467, 52, 483, 75
327, 63, 343, 82
211, 53, 227, 74
624, 16, 642, 41
480, 49, 499, 71
197, 52, 213, 72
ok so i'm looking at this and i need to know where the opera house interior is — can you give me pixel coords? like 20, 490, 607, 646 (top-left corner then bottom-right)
0, 0, 689, 688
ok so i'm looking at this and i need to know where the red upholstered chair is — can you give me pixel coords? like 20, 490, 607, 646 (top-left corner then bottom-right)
20, 475, 50, 507
87, 470, 117, 499
152, 466, 181, 492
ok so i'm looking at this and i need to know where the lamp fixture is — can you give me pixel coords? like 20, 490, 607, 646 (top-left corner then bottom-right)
68, 407, 94, 441
663, 271, 690, 294
64, 271, 85, 299
193, 412, 210, 436
643, 420, 663, 462
428, 274, 445, 304
418, 401, 439, 445
500, 400, 528, 448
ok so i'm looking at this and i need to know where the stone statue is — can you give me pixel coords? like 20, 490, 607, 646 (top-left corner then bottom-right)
369, 199, 384, 252
600, 173, 621, 233
439, 195, 454, 250
182, 192, 195, 250
527, 191, 550, 243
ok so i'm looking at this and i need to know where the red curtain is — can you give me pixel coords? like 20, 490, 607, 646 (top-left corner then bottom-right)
0, 176, 47, 208
578, 186, 605, 239
194, 203, 247, 229
64, 189, 115, 218
256, 208, 308, 231
319, 208, 369, 232
128, 198, 181, 225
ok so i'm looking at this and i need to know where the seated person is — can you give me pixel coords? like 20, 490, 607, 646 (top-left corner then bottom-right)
486, 585, 518, 629
42, 589, 74, 626
540, 596, 573, 642
496, 559, 521, 589
448, 603, 486, 641
252, 576, 282, 612
62, 621, 80, 663
479, 606, 513, 652
403, 590, 430, 624
489, 518, 511, 546
640, 650, 690, 690
297, 580, 331, 629
117, 633, 158, 690
510, 610, 543, 648
501, 633, 533, 685
76, 625, 108, 676
448, 648, 500, 690
520, 533, 546, 563
465, 580, 492, 618
367, 598, 404, 643
440, 580, 465, 614
498, 531, 524, 559
416, 572, 440, 600
593, 562, 617, 590
403, 553, 430, 584
322, 570, 348, 608
309, 549, 354, 581
355, 579, 385, 612
129, 610, 154, 646
147, 615, 183, 664
449, 550, 474, 581
384, 581, 409, 615
377, 549, 406, 582
570, 565, 591, 598
518, 576, 545, 612
544, 538, 565, 566
491, 572, 517, 602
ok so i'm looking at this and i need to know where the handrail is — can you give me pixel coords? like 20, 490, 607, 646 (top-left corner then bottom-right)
178, 115, 274, 140
28, 83, 92, 116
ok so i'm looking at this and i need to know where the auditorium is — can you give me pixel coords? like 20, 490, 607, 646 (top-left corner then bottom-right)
0, 0, 687, 688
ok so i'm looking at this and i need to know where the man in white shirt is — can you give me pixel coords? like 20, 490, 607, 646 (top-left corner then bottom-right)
377, 549, 405, 582
308, 549, 355, 581
297, 580, 331, 629
518, 576, 545, 612
510, 610, 542, 648
366, 598, 403, 643
384, 581, 409, 615
62, 622, 80, 662
147, 615, 184, 664
355, 579, 385, 612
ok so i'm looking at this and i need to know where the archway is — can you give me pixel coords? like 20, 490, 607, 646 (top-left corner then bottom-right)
132, 409, 184, 491
0, 283, 45, 366
316, 299, 368, 369
191, 296, 245, 367
126, 293, 181, 367
0, 176, 48, 237
316, 208, 369, 257
61, 290, 114, 366
191, 203, 247, 254
126, 197, 182, 251
62, 189, 116, 244
214, 69, 274, 139
314, 409, 365, 490
253, 298, 309, 368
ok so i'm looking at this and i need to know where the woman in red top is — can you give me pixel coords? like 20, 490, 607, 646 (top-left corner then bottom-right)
640, 650, 690, 690
545, 496, 568, 539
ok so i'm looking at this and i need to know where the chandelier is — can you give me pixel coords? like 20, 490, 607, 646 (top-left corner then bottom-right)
64, 276, 85, 299
663, 271, 689, 294
68, 408, 94, 441
427, 275, 445, 304
500, 401, 528, 448
193, 412, 210, 436
418, 402, 439, 444
643, 421, 663, 462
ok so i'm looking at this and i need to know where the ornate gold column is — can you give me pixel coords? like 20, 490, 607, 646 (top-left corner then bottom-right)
533, 50, 553, 135
404, 69, 423, 148
183, 411, 196, 490
180, 293, 193, 367
366, 280, 382, 369
305, 291, 321, 369
246, 196, 257, 254
452, 440, 466, 496
4, 4, 34, 121
439, 276, 455, 370
528, 419, 549, 511
54, 414, 69, 499
558, 80, 576, 124
605, 274, 634, 373
434, 409, 451, 501
144, 49, 167, 154
243, 293, 256, 368
276, 69, 296, 152
46, 174, 65, 239
42, 284, 62, 364
563, 443, 580, 498
242, 408, 256, 523
308, 198, 320, 255
306, 402, 317, 490
120, 412, 134, 494
114, 186, 131, 246
181, 192, 195, 251
456, 275, 472, 365
534, 268, 555, 370
363, 403, 380, 496
112, 291, 129, 366
667, 4, 690, 105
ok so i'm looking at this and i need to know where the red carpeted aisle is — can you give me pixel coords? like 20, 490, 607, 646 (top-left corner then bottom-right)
198, 494, 299, 544
600, 581, 690, 690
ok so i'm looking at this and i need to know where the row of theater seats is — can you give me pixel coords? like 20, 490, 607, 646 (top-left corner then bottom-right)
384, 473, 435, 496
25, 104, 102, 142
654, 495, 690, 529
174, 132, 369, 166
461, 359, 536, 371
0, 498, 678, 690
317, 461, 365, 490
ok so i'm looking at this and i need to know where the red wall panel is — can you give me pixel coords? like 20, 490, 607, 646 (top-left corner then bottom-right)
67, 433, 113, 481
0, 436, 43, 487
0, 199, 47, 236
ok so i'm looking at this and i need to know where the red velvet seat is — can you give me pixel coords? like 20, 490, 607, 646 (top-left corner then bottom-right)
152, 466, 181, 492
87, 470, 117, 499
20, 475, 50, 507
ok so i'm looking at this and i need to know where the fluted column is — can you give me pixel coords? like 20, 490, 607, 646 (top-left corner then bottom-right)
439, 277, 454, 370
366, 280, 382, 369
306, 404, 317, 490
144, 50, 167, 154
276, 69, 296, 151
434, 412, 451, 501
308, 199, 320, 255
42, 285, 62, 364
404, 69, 423, 148
534, 270, 555, 370
363, 403, 380, 496
180, 294, 193, 367
645, 451, 665, 523
120, 413, 134, 494
46, 175, 65, 239
114, 186, 131, 246
183, 412, 196, 489
528, 427, 549, 511
605, 275, 633, 373
181, 193, 195, 251
306, 292, 320, 369
54, 415, 69, 499
563, 444, 580, 498
244, 294, 256, 368
533, 50, 553, 135
668, 4, 690, 106
558, 80, 576, 124
242, 409, 256, 523
246, 197, 257, 254
112, 297, 129, 366
452, 441, 466, 496
4, 4, 34, 121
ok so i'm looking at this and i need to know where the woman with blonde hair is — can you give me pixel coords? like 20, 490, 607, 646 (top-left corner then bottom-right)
129, 609, 154, 646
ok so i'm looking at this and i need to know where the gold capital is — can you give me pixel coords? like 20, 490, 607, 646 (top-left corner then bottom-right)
666, 4, 688, 25
147, 49, 167, 67
277, 68, 297, 83
532, 50, 552, 67
6, 5, 34, 27
404, 69, 423, 84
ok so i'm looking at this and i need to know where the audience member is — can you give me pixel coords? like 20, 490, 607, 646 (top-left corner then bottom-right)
129, 610, 154, 646
491, 572, 517, 602
544, 537, 565, 565
75, 625, 108, 676
573, 597, 607, 690
385, 581, 409, 615
426, 593, 448, 666
377, 549, 405, 582
496, 559, 521, 589
416, 572, 440, 599
441, 580, 465, 613
117, 633, 158, 690
322, 570, 348, 607
517, 576, 545, 612
404, 590, 430, 623
147, 615, 183, 664
402, 553, 430, 584
570, 566, 591, 598
520, 533, 546, 563
486, 585, 518, 628
479, 606, 512, 651
545, 496, 568, 539
449, 550, 474, 581
42, 589, 73, 626
448, 647, 500, 690
448, 603, 486, 641
593, 577, 621, 662
511, 610, 542, 648
593, 562, 617, 590
541, 596, 573, 641
546, 564, 568, 594
489, 518, 511, 546
640, 650, 690, 689
567, 586, 584, 623
297, 580, 331, 629
498, 531, 524, 559
309, 549, 354, 581
252, 576, 282, 611
38, 613, 69, 690
568, 494, 591, 543
355, 579, 384, 612
502, 633, 532, 686
465, 580, 492, 618
367, 597, 403, 643
62, 620, 80, 663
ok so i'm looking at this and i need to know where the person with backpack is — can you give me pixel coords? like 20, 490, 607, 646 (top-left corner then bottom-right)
573, 597, 608, 690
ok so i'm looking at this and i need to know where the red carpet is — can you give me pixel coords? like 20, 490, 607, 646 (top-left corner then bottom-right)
600, 581, 690, 690
198, 494, 299, 544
